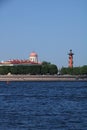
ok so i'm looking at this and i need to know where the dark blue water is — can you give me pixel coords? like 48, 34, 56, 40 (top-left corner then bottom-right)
0, 81, 87, 130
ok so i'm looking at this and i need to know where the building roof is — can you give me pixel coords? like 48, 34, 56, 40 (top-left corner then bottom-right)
0, 52, 41, 66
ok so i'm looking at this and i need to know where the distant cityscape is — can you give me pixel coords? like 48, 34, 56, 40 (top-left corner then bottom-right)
0, 50, 87, 76
0, 50, 74, 68
0, 52, 41, 66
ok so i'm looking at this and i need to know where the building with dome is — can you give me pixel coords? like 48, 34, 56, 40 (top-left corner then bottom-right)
29, 52, 38, 63
0, 52, 41, 66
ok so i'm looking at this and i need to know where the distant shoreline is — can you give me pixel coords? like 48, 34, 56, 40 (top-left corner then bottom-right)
0, 75, 87, 81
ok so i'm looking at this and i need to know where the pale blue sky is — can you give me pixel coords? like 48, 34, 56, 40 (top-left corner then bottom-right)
0, 0, 87, 68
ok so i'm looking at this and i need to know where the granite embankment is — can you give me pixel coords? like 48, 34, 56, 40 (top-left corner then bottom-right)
0, 75, 87, 81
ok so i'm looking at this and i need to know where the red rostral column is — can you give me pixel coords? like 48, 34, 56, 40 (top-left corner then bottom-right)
68, 49, 74, 68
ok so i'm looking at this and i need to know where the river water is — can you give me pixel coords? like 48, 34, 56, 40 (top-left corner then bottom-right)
0, 81, 87, 130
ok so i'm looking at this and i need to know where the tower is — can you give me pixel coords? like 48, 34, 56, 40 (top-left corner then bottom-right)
29, 52, 38, 63
68, 49, 74, 68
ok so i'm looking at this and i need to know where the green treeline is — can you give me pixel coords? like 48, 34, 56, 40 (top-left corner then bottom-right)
0, 65, 41, 75
60, 65, 87, 75
41, 61, 58, 75
0, 61, 58, 75
0, 62, 87, 75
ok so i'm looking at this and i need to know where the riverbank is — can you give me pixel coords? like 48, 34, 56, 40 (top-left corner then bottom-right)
0, 75, 87, 81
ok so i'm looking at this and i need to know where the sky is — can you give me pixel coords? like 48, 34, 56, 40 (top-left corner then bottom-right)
0, 0, 87, 68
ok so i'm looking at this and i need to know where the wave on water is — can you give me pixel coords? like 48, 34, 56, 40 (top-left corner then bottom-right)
0, 81, 87, 130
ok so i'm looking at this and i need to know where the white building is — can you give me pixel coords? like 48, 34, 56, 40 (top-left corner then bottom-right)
29, 52, 38, 63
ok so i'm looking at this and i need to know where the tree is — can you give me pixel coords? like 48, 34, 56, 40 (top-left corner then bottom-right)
60, 65, 87, 75
80, 65, 87, 75
48, 64, 58, 75
41, 61, 58, 75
